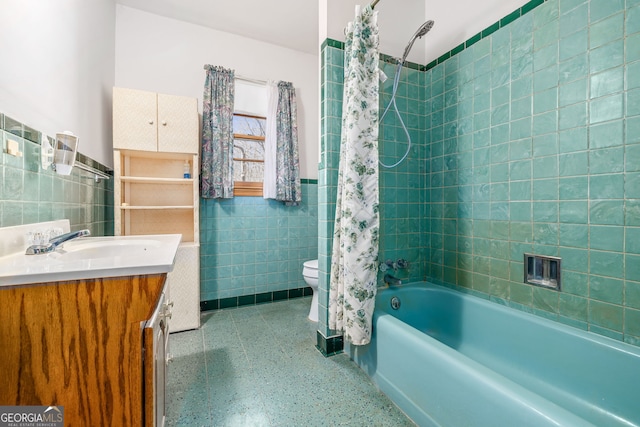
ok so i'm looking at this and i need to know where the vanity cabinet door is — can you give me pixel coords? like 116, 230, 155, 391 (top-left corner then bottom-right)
144, 288, 169, 427
113, 87, 158, 151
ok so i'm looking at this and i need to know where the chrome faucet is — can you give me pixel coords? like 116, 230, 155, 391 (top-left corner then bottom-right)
384, 273, 402, 287
25, 229, 91, 255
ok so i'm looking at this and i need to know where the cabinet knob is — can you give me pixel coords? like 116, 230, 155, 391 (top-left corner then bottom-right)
161, 121, 167, 126
148, 119, 154, 125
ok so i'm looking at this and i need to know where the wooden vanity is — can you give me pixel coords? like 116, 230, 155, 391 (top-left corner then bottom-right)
0, 274, 169, 426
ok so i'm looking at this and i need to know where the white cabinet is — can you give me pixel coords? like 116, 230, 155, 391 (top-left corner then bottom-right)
113, 87, 201, 332
166, 244, 200, 331
113, 87, 199, 154
113, 150, 200, 333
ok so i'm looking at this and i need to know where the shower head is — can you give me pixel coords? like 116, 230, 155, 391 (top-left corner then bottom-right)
400, 20, 435, 64
414, 20, 435, 38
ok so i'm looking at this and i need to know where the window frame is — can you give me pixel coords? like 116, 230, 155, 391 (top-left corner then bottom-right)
232, 112, 265, 197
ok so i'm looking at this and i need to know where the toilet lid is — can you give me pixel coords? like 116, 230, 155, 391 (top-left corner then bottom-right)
303, 259, 318, 270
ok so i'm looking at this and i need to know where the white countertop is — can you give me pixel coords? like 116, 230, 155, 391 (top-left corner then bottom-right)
0, 234, 182, 287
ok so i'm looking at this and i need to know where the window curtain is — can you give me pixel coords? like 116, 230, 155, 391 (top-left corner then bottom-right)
264, 81, 302, 206
201, 65, 235, 199
329, 5, 379, 346
263, 81, 278, 199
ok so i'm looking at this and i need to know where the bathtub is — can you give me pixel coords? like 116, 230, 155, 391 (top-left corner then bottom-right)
347, 282, 640, 427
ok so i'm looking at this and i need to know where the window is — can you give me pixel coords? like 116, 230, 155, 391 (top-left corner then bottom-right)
233, 113, 265, 196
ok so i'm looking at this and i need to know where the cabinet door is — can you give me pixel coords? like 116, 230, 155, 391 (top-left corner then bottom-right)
113, 87, 158, 151
157, 93, 199, 154
144, 290, 168, 427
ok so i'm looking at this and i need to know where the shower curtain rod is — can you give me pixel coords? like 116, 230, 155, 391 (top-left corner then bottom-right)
343, 0, 380, 35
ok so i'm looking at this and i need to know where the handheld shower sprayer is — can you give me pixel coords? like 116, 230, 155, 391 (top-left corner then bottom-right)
400, 20, 435, 64
379, 20, 435, 169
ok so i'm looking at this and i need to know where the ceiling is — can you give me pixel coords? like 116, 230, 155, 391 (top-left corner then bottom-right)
116, 0, 531, 63
116, 0, 318, 54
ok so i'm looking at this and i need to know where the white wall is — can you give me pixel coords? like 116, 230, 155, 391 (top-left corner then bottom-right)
321, 0, 427, 64
115, 5, 319, 179
0, 0, 115, 167
425, 0, 530, 63
320, 0, 531, 65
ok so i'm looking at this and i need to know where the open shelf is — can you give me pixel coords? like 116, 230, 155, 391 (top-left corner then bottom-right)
120, 176, 194, 184
114, 149, 199, 244
120, 206, 194, 210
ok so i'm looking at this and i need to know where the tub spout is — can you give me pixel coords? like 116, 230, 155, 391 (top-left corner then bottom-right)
384, 274, 402, 287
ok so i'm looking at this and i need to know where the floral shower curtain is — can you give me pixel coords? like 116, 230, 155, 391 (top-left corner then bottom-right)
264, 81, 301, 206
201, 65, 235, 199
329, 5, 380, 346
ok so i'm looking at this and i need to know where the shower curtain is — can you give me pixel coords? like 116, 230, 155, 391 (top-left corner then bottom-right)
329, 5, 380, 346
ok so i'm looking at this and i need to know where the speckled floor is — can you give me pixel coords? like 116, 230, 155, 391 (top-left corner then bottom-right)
166, 297, 416, 426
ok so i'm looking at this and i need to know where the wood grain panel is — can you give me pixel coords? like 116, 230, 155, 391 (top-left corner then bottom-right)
0, 275, 166, 427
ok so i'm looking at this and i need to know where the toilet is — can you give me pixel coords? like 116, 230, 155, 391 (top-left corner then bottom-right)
302, 259, 319, 322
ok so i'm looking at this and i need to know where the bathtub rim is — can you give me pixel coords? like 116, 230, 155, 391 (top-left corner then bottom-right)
375, 281, 640, 358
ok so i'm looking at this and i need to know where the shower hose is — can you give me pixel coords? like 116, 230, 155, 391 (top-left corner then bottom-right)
379, 60, 412, 169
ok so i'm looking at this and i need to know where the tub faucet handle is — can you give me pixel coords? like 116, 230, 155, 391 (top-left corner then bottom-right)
396, 259, 409, 269
380, 259, 396, 272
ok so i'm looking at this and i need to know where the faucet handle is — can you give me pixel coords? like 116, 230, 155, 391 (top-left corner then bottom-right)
379, 259, 397, 272
396, 259, 409, 269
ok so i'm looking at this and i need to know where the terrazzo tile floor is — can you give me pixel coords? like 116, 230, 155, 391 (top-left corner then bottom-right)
166, 297, 416, 426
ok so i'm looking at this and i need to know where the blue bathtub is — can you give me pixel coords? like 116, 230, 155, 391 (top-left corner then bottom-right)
347, 282, 640, 427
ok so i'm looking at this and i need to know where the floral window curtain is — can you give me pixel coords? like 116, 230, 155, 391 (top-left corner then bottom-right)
329, 5, 380, 346
264, 81, 301, 206
201, 65, 235, 199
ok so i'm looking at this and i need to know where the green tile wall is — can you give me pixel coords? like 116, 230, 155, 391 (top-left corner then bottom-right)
0, 114, 114, 235
378, 60, 428, 283
426, 0, 640, 346
318, 40, 344, 336
199, 181, 318, 301
320, 0, 640, 347
319, 41, 428, 337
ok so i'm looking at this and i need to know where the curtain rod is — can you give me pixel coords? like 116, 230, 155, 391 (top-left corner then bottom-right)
236, 75, 267, 86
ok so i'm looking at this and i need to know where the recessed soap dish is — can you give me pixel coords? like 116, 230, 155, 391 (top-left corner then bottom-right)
524, 253, 561, 291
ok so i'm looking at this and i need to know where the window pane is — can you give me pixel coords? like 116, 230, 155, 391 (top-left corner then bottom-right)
233, 114, 265, 184
233, 115, 265, 137
233, 138, 264, 182
233, 159, 264, 182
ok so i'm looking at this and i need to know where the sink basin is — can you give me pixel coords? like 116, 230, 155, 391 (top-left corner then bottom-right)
51, 239, 163, 261
0, 234, 182, 287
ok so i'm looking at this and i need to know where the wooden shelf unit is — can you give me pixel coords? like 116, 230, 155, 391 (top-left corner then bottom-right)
114, 149, 199, 244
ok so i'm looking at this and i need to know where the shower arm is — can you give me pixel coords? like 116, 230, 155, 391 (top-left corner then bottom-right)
370, 0, 380, 9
